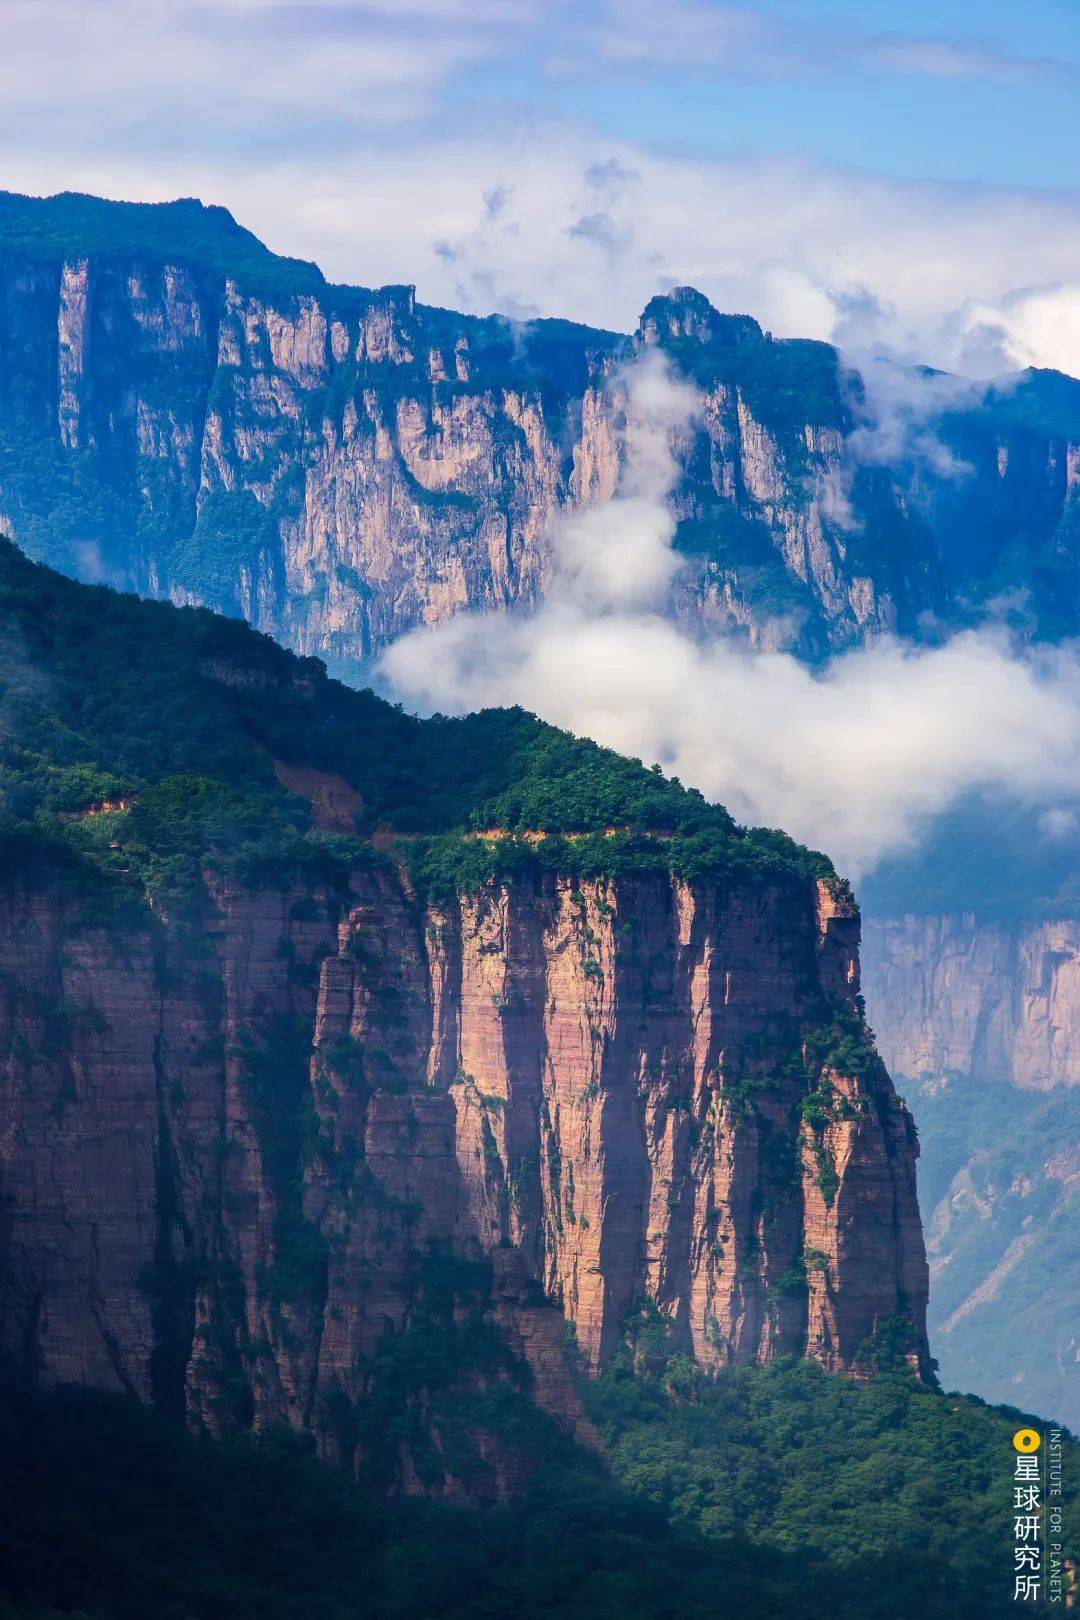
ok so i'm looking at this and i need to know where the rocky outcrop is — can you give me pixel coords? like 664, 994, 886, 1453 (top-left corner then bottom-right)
3, 193, 1080, 664
0, 857, 929, 1488
0, 194, 1006, 663
861, 910, 1080, 1425
862, 914, 1080, 1090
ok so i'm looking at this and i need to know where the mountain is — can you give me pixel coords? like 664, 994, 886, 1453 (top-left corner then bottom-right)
889, 1067, 1079, 1426
0, 537, 931, 1479
855, 762, 1080, 1426
861, 913, 1080, 1427
1, 189, 1079, 671
2, 540, 1075, 1620
2, 186, 1077, 1428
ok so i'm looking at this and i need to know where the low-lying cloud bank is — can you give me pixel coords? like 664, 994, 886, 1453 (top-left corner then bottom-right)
380, 353, 1080, 878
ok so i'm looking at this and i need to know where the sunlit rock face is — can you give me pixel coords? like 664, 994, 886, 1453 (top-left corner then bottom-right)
0, 858, 928, 1488
9, 192, 1079, 669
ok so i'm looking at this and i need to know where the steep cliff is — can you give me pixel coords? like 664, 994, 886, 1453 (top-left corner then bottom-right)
863, 913, 1080, 1090
862, 913, 1080, 1428
4, 190, 1079, 666
0, 860, 928, 1428
901, 1071, 1079, 1428
0, 540, 930, 1492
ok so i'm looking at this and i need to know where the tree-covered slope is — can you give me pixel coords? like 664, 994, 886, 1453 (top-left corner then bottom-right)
0, 534, 834, 907
0, 190, 327, 299
1, 1350, 1075, 1620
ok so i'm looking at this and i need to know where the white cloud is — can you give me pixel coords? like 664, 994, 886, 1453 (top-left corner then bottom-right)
3, 0, 1080, 378
6, 0, 1065, 149
579, 0, 779, 71
0, 0, 503, 137
380, 354, 1080, 879
552, 351, 699, 610
862, 34, 1067, 84
1038, 807, 1079, 841
7, 128, 1080, 382
2, 0, 1080, 366
576, 2, 1079, 86
826, 357, 984, 510
950, 284, 1080, 379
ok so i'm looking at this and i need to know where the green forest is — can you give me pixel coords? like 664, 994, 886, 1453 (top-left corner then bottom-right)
0, 535, 836, 910
2, 1337, 1074, 1620
1, 538, 1074, 1619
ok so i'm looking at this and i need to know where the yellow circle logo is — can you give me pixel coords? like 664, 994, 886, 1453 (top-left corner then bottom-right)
1013, 1429, 1041, 1453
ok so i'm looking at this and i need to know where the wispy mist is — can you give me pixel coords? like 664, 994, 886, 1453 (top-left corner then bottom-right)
380, 353, 1080, 878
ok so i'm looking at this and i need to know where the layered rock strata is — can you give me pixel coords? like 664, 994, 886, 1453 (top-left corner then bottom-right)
0, 200, 970, 659
0, 856, 929, 1489
4, 193, 1080, 669
862, 914, 1080, 1090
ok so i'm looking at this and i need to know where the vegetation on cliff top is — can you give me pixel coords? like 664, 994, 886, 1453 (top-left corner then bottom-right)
0, 189, 328, 299
0, 537, 835, 908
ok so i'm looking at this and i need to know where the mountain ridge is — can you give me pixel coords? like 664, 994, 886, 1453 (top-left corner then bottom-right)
1, 186, 1076, 1434
0, 540, 931, 1484
2, 186, 1077, 671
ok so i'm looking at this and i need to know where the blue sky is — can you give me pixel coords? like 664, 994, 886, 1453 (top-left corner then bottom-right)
5, 0, 1080, 856
3, 1, 1080, 371
453, 0, 1080, 189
